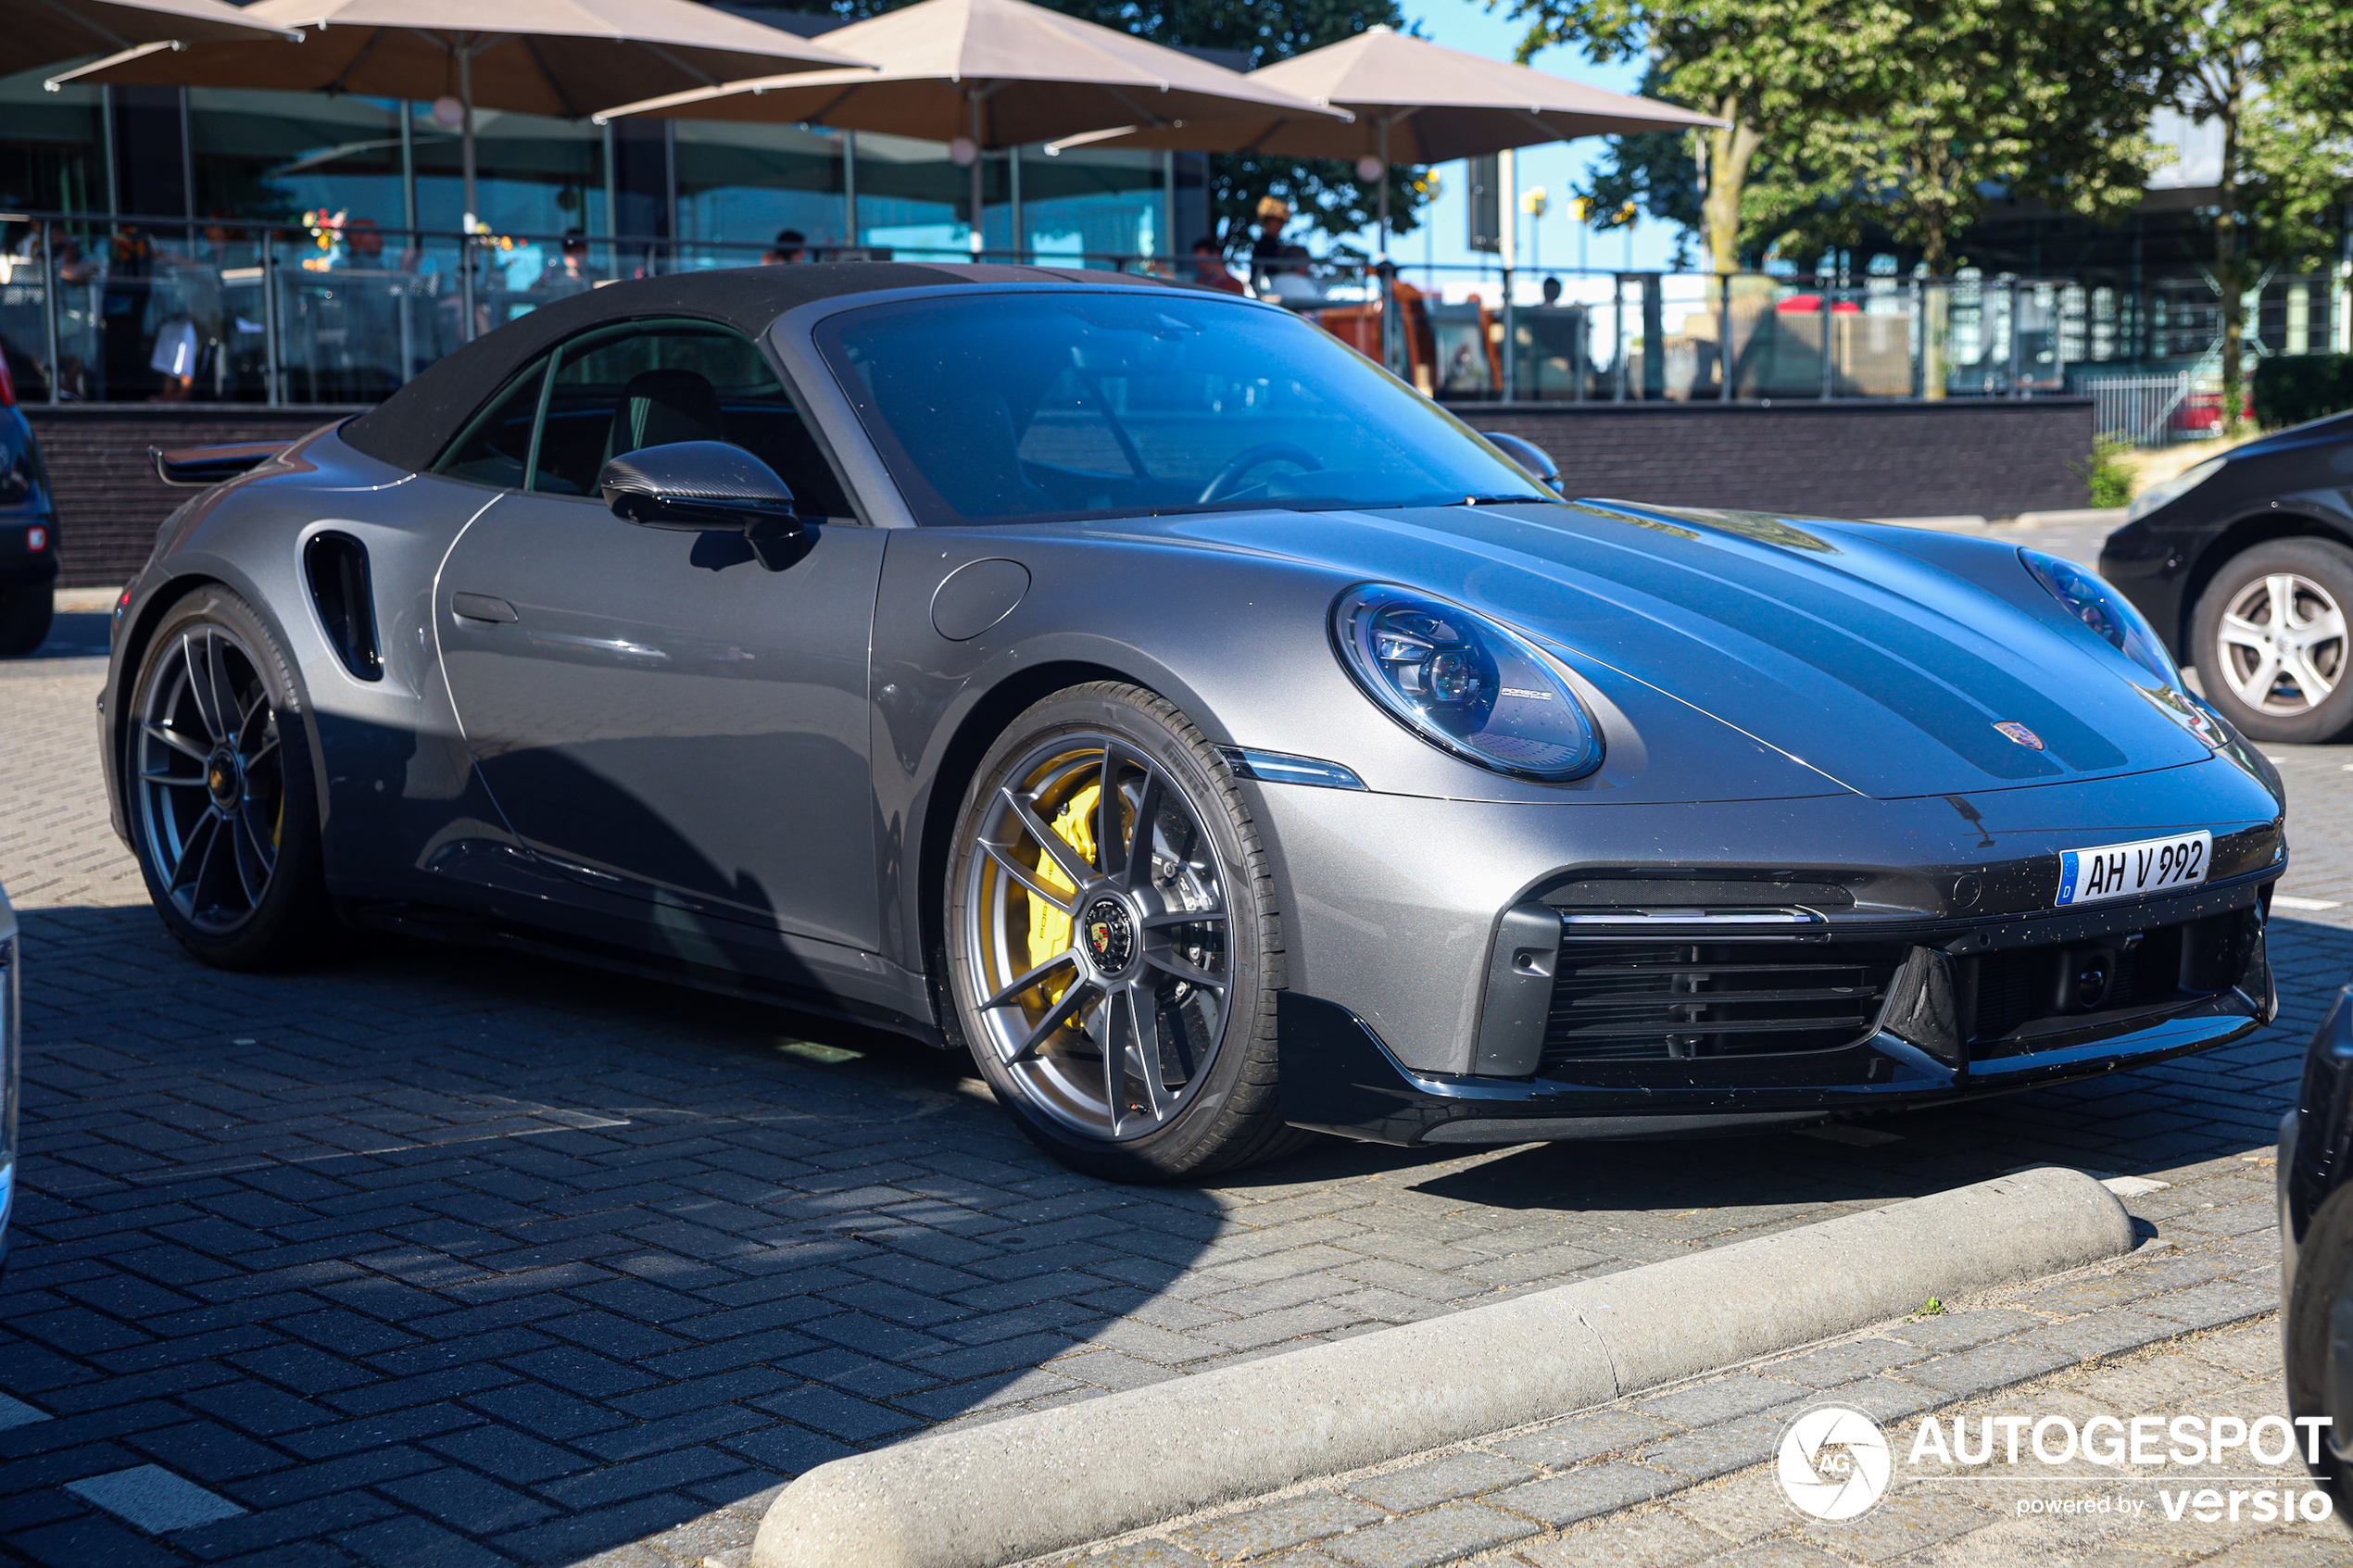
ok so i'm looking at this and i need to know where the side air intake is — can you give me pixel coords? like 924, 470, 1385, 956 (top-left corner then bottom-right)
304, 532, 382, 681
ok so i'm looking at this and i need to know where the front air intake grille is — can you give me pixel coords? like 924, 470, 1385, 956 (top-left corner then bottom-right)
1541, 939, 1906, 1063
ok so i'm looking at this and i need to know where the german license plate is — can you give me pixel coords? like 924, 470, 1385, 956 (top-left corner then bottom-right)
2055, 831, 2211, 908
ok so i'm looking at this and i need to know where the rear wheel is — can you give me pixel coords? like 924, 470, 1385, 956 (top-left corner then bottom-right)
943, 683, 1307, 1181
0, 583, 51, 657
2193, 538, 2353, 744
126, 586, 333, 969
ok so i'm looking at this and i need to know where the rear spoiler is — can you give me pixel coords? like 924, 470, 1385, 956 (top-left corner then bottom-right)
152, 442, 289, 487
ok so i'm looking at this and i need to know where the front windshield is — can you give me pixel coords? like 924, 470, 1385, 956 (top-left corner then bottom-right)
813, 290, 1549, 526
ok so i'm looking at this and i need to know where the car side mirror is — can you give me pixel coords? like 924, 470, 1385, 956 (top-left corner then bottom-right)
1480, 431, 1560, 490
599, 441, 810, 571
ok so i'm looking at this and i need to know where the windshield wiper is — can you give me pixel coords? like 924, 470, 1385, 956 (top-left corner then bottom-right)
1459, 494, 1550, 506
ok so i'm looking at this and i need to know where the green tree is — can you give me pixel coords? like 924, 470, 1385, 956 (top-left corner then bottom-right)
2165, 2, 2351, 433
1498, 0, 1886, 274
1773, 0, 2182, 273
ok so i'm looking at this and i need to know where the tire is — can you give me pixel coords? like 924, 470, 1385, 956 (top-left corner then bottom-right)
942, 682, 1311, 1182
124, 585, 334, 969
2284, 1181, 2353, 1501
0, 583, 51, 657
2191, 537, 2353, 744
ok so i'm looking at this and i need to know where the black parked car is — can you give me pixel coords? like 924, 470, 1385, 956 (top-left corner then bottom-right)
2101, 412, 2353, 745
0, 351, 58, 656
2282, 983, 2353, 1499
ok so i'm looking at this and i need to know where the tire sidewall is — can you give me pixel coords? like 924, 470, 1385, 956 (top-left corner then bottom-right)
943, 684, 1275, 1180
2193, 538, 2353, 745
2285, 1181, 2353, 1499
127, 585, 331, 969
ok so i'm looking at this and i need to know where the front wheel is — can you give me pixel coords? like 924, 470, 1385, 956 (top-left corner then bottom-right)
125, 586, 333, 969
943, 683, 1307, 1181
2192, 538, 2353, 744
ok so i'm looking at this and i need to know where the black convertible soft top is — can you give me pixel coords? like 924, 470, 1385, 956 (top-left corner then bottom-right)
339, 261, 1168, 474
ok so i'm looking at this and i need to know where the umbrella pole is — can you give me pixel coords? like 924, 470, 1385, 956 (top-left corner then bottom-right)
1378, 116, 1396, 377
968, 91, 984, 257
460, 46, 478, 233
460, 44, 479, 342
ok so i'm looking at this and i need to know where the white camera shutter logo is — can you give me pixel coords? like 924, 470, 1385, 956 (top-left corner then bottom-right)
1778, 1406, 1894, 1521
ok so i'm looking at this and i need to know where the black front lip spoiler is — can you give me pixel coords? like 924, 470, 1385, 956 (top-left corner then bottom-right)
1277, 987, 2271, 1148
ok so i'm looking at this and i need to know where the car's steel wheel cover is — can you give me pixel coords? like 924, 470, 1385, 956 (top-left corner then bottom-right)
2216, 571, 2346, 716
961, 735, 1230, 1142
133, 625, 285, 935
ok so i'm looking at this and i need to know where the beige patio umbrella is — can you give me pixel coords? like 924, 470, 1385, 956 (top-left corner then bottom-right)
11, 0, 300, 76
593, 0, 1351, 256
1050, 25, 1719, 260
48, 0, 870, 229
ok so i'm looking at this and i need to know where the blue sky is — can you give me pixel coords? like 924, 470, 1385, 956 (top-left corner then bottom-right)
1349, 0, 1688, 280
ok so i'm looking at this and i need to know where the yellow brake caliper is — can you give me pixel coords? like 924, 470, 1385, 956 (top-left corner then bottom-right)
1025, 784, 1100, 1007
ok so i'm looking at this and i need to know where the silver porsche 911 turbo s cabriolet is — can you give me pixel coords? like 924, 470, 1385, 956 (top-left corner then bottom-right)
103, 263, 2286, 1180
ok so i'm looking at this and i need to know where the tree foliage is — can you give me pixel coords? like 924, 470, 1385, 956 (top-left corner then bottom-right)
826, 0, 1430, 250
1507, 0, 2187, 277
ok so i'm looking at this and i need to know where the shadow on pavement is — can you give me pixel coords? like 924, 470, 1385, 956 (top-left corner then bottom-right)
0, 904, 2345, 1565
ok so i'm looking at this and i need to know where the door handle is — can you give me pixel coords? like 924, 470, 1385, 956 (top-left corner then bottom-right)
452, 593, 519, 623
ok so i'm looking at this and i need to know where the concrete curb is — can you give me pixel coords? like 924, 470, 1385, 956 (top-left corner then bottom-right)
749, 1167, 2134, 1568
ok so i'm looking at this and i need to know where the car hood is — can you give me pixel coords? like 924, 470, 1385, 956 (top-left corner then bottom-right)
1149, 498, 2217, 800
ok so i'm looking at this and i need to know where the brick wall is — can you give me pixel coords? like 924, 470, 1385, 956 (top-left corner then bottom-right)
28, 406, 366, 588
1474, 397, 2095, 521
30, 396, 2095, 589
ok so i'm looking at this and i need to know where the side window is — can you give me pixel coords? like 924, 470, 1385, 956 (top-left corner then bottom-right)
533, 323, 853, 517
434, 356, 549, 488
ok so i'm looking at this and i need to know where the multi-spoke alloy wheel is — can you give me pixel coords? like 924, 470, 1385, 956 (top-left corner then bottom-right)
127, 589, 332, 967
2196, 539, 2353, 744
136, 625, 286, 932
2215, 573, 2344, 717
946, 684, 1302, 1179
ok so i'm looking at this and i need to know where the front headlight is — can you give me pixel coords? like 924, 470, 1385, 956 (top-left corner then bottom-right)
2021, 547, 2180, 685
1332, 583, 1603, 782
2125, 456, 2224, 523
2020, 547, 2226, 748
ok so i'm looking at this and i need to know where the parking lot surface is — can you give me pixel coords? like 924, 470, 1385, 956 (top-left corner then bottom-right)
4, 560, 2351, 1568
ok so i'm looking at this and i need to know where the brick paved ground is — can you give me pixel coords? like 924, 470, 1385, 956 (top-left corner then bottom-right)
1051, 1161, 2331, 1568
2, 571, 2349, 1568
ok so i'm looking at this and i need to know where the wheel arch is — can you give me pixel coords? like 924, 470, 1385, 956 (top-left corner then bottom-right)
910, 657, 1164, 1045
109, 570, 331, 851
2178, 509, 2353, 659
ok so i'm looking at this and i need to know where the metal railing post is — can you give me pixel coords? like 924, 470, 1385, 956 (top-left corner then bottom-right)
260, 229, 283, 407
1612, 274, 1626, 402
460, 235, 477, 344
42, 242, 62, 405
2008, 279, 2023, 396
1819, 277, 1835, 399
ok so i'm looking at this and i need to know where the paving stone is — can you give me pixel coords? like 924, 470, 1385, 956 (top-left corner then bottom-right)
1169, 1494, 1387, 1560
1883, 1310, 2045, 1354
1487, 1462, 1682, 1526
1642, 1411, 1784, 1482
1767, 1337, 1930, 1388
1493, 1410, 1678, 1469
1319, 1502, 1539, 1567
1517, 1508, 1727, 1566
1637, 1374, 1806, 1429
1344, 1453, 1540, 1512
1905, 1340, 2076, 1399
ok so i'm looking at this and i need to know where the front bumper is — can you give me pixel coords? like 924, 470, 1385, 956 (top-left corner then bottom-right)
1269, 795, 2283, 1148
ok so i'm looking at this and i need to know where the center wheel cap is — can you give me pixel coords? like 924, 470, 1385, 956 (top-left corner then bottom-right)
1081, 896, 1137, 974
205, 747, 241, 809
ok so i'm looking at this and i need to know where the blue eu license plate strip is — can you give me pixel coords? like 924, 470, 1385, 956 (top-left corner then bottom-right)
2055, 831, 2212, 908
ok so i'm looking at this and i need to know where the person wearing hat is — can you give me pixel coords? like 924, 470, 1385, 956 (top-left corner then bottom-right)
1249, 195, 1309, 289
